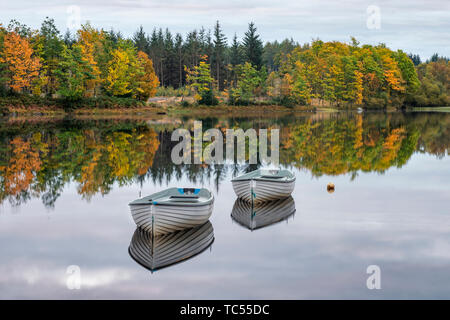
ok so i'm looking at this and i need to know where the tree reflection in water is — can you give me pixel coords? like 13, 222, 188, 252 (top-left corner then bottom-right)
0, 112, 448, 207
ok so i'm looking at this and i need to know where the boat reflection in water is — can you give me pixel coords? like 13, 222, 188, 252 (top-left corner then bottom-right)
231, 196, 296, 231
128, 221, 214, 272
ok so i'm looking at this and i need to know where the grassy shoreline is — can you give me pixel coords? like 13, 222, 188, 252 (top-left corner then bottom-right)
2, 98, 449, 118
2, 102, 319, 116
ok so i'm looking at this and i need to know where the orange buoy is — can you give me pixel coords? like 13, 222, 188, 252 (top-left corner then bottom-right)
327, 183, 335, 193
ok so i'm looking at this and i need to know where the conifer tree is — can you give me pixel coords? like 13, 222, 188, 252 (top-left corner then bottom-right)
230, 33, 242, 66
133, 26, 149, 53
242, 22, 263, 69
39, 17, 64, 95
212, 21, 227, 90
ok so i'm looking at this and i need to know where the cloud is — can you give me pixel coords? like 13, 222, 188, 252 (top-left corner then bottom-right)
0, 0, 448, 58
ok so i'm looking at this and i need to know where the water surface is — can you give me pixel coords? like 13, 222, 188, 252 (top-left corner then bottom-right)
0, 111, 449, 299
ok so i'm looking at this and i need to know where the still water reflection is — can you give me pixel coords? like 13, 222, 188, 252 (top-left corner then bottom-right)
0, 111, 449, 298
231, 196, 296, 231
129, 221, 214, 272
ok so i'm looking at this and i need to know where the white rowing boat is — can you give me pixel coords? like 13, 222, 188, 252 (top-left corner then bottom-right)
231, 196, 296, 231
129, 221, 214, 272
231, 169, 295, 203
129, 188, 214, 236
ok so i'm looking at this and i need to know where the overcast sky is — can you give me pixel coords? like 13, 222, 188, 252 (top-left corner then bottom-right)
0, 0, 448, 60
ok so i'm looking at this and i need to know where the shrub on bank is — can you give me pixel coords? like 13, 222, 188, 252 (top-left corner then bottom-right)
198, 90, 219, 106
180, 100, 193, 108
59, 96, 145, 110
0, 94, 58, 108
0, 94, 145, 112
156, 86, 190, 97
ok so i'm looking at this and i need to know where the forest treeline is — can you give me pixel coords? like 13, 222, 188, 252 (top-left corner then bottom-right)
0, 18, 448, 109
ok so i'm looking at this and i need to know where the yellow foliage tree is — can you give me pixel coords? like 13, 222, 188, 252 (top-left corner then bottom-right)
281, 73, 293, 98
381, 52, 405, 93
354, 70, 364, 105
105, 48, 134, 96
266, 71, 281, 98
76, 24, 103, 97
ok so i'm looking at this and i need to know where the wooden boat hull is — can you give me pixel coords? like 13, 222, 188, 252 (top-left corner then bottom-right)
130, 201, 214, 236
128, 221, 214, 272
232, 179, 295, 203
231, 196, 296, 230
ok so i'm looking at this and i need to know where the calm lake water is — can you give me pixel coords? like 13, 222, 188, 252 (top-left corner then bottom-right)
0, 111, 449, 299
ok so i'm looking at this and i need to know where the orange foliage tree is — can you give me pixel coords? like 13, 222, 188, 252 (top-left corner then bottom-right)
0, 31, 40, 92
2, 135, 47, 197
76, 24, 103, 97
136, 51, 160, 100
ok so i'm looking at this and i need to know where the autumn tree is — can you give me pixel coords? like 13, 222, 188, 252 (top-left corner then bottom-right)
291, 61, 311, 105
76, 23, 103, 97
135, 51, 159, 100
0, 31, 40, 93
104, 41, 140, 97
408, 59, 450, 106
185, 55, 216, 105
274, 38, 422, 107
395, 50, 420, 100
0, 24, 6, 91
380, 49, 405, 105
266, 71, 281, 99
230, 62, 266, 104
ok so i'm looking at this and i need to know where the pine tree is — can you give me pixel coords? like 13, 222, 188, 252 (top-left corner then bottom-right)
185, 30, 200, 68
430, 53, 439, 63
163, 28, 177, 88
174, 33, 184, 88
204, 29, 213, 65
243, 22, 263, 69
408, 53, 421, 66
230, 34, 242, 66
63, 29, 75, 48
212, 21, 227, 90
148, 28, 166, 86
133, 26, 149, 53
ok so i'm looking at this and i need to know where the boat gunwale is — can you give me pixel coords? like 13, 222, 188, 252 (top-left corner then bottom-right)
231, 177, 296, 183
129, 197, 214, 207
